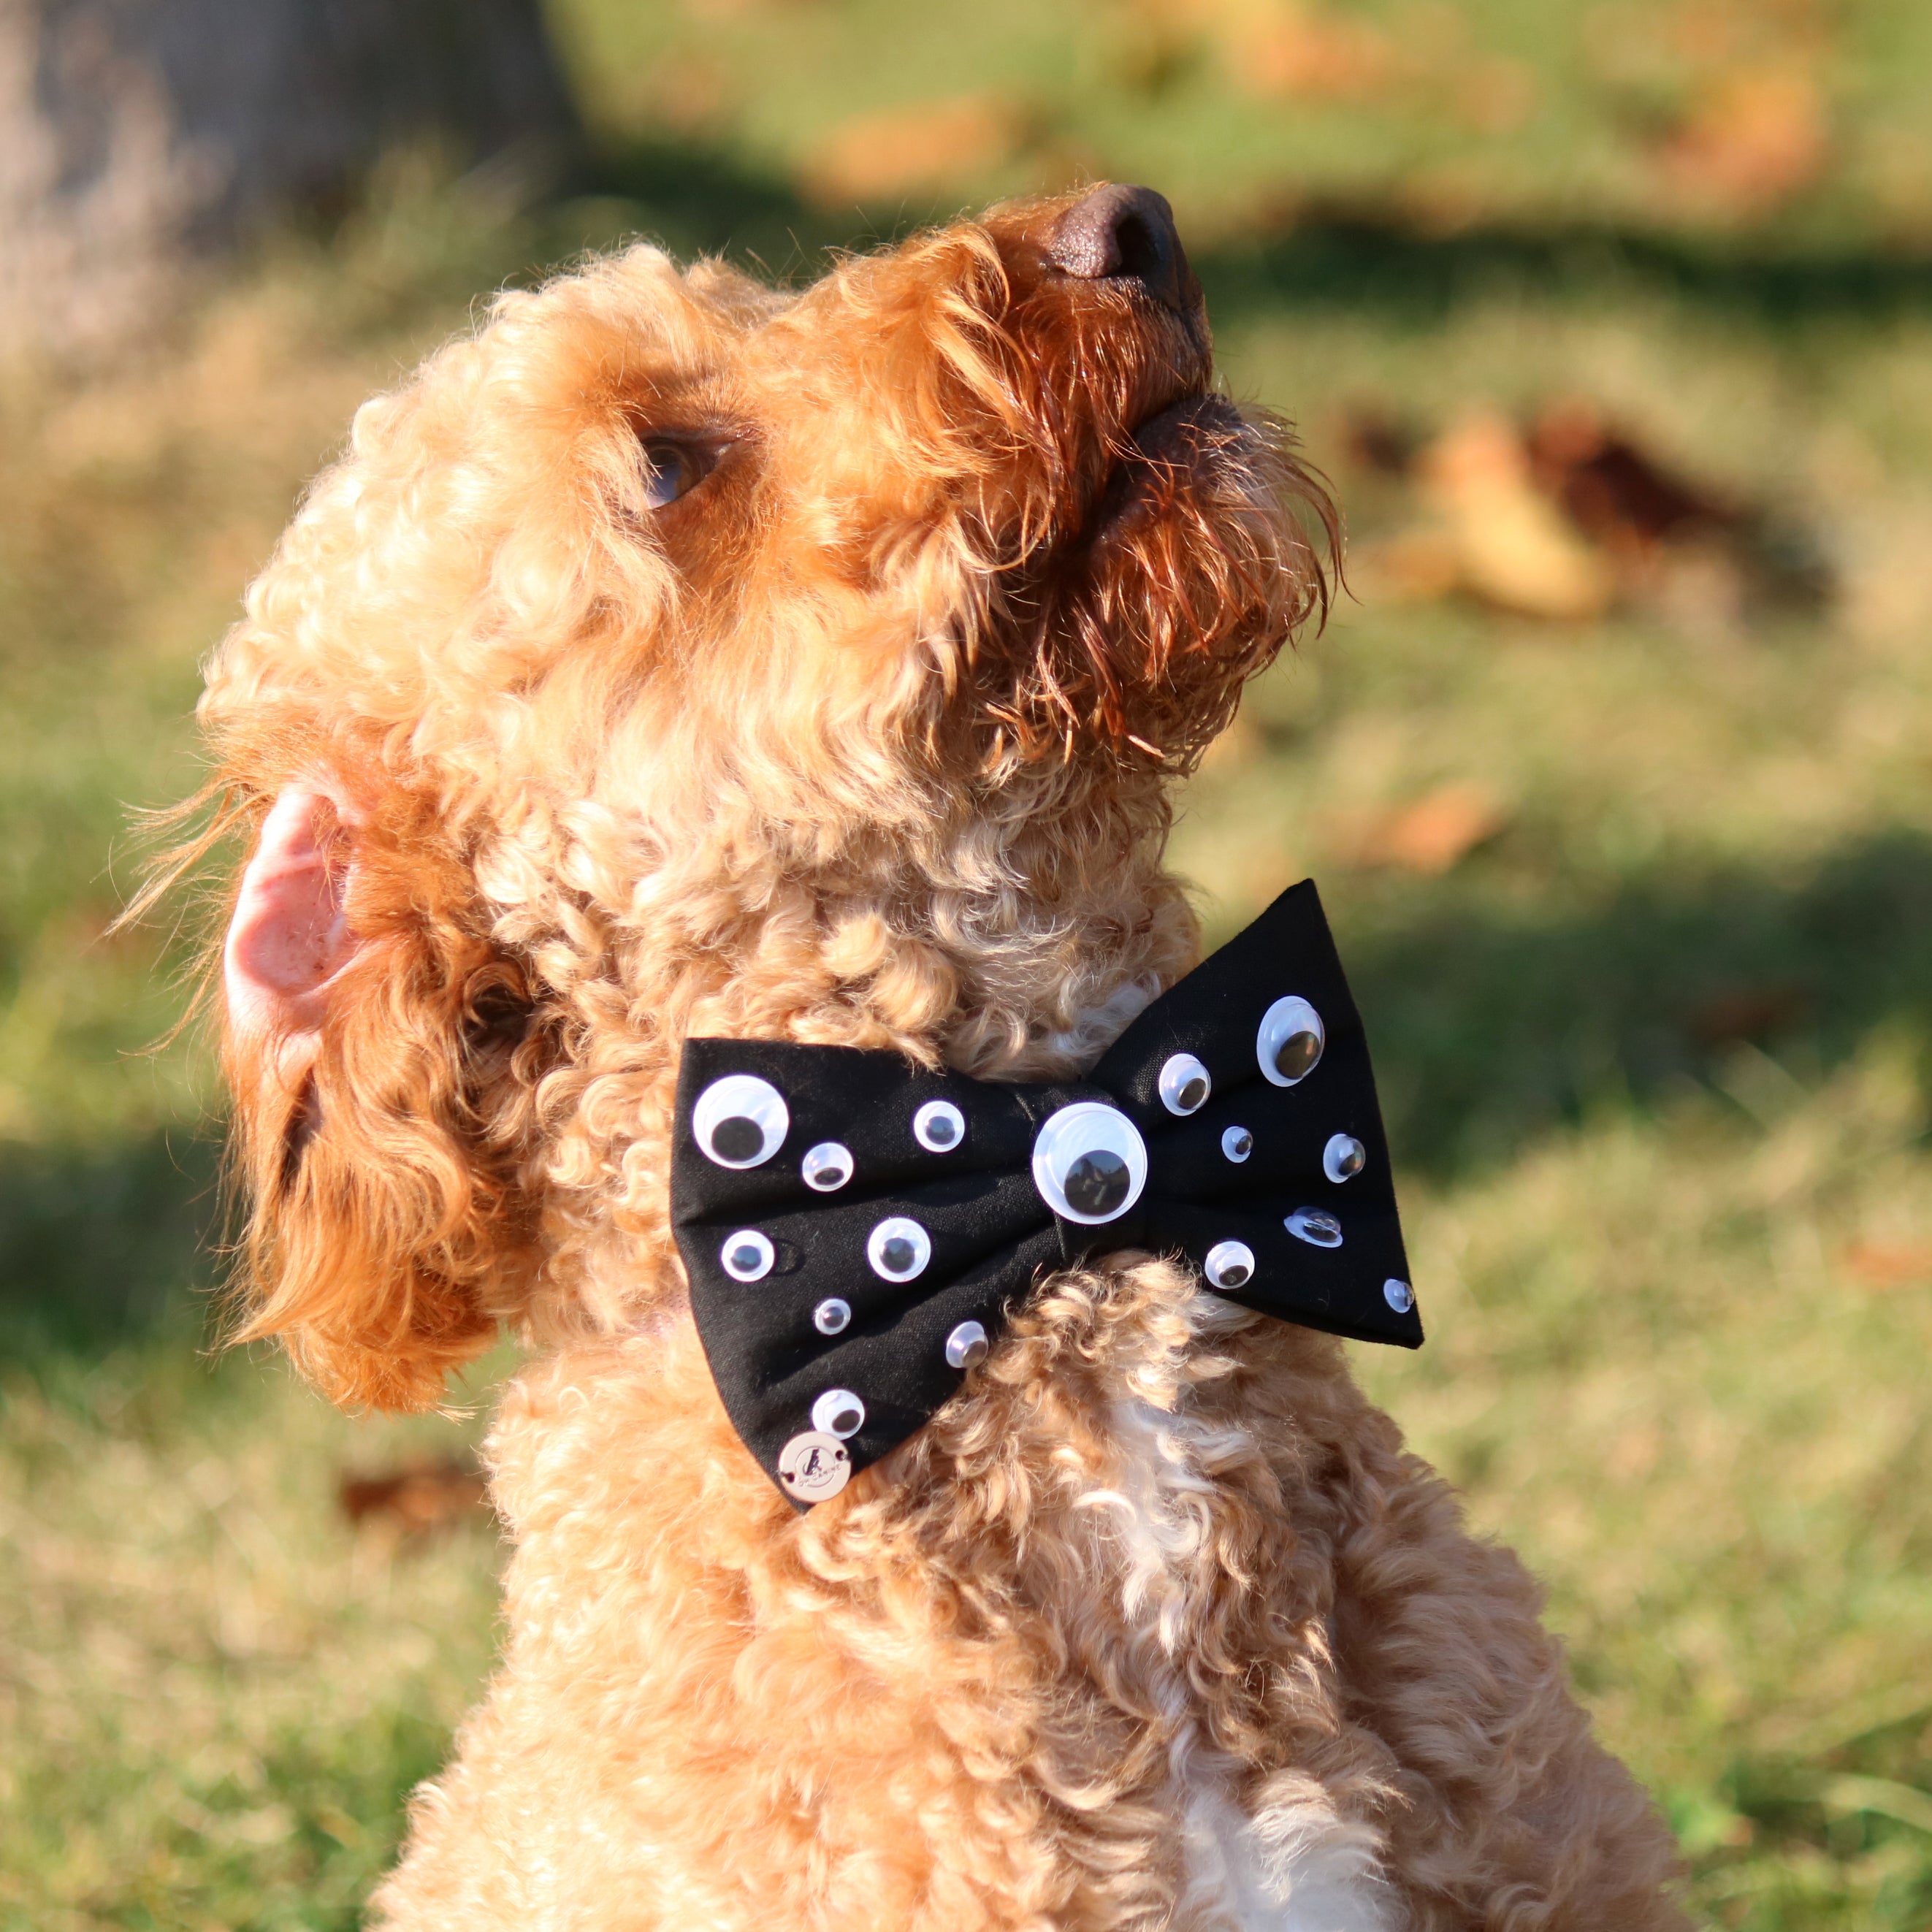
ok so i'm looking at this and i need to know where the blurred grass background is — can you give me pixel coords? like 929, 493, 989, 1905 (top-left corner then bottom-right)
4, 1, 1932, 1925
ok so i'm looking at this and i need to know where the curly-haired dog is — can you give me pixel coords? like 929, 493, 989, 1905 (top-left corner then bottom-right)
193, 186, 1687, 1928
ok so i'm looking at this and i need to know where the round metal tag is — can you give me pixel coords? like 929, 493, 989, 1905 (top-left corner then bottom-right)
776, 1429, 852, 1504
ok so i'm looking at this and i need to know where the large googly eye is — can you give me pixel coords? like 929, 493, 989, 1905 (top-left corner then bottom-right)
639, 438, 717, 510
693, 1074, 788, 1168
912, 1100, 966, 1152
1202, 1240, 1256, 1291
720, 1229, 774, 1282
801, 1142, 853, 1191
811, 1389, 866, 1437
1031, 1102, 1148, 1226
1322, 1133, 1366, 1183
1158, 1053, 1212, 1116
1258, 997, 1324, 1086
1285, 1207, 1343, 1248
867, 1216, 931, 1282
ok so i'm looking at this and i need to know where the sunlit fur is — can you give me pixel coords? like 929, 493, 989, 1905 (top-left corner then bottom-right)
184, 190, 1686, 1927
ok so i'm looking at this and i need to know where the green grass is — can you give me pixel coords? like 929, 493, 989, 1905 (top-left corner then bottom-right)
6, 7, 1932, 1923
550, 0, 1932, 248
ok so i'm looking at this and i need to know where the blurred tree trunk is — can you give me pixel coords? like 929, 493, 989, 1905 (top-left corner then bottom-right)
0, 0, 581, 362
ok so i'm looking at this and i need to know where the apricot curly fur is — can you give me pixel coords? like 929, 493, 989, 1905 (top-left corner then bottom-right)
183, 188, 1687, 1927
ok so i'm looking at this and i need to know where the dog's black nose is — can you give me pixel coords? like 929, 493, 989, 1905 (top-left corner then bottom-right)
1047, 184, 1191, 315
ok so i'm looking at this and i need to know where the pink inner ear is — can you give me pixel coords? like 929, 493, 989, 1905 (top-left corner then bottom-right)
224, 787, 359, 1067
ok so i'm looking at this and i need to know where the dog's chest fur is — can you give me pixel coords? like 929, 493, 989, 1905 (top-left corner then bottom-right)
374, 1276, 1403, 1931
1089, 1375, 1397, 1932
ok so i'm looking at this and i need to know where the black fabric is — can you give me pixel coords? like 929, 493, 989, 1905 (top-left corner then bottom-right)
671, 879, 1419, 1505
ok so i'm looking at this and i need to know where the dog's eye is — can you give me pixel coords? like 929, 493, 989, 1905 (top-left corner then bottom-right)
639, 438, 714, 510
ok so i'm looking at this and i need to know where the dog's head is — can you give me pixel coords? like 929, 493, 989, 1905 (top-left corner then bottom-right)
199, 186, 1335, 1405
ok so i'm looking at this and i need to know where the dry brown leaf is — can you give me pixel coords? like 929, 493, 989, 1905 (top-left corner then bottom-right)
798, 96, 1024, 208
1230, 4, 1395, 102
1454, 57, 1537, 135
1420, 412, 1616, 620
338, 1459, 492, 1539
1841, 1242, 1932, 1291
1660, 69, 1829, 217
1686, 982, 1812, 1047
1355, 782, 1510, 874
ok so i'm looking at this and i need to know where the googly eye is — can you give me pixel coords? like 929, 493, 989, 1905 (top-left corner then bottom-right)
801, 1142, 853, 1191
813, 1297, 852, 1335
1257, 997, 1324, 1087
1285, 1207, 1343, 1248
866, 1216, 931, 1282
1158, 1053, 1212, 1116
912, 1100, 966, 1153
720, 1229, 775, 1281
1383, 1278, 1415, 1313
1202, 1240, 1256, 1291
692, 1073, 789, 1168
1221, 1125, 1253, 1164
811, 1389, 866, 1437
944, 1319, 989, 1370
1322, 1134, 1366, 1183
1031, 1101, 1149, 1225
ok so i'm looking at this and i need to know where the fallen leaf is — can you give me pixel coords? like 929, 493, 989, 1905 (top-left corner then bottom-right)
1335, 401, 1419, 478
1841, 1242, 1932, 1291
1685, 981, 1811, 1047
1229, 4, 1395, 102
1527, 399, 1738, 558
1420, 413, 1616, 620
1355, 782, 1510, 874
1454, 57, 1537, 135
338, 1459, 492, 1539
1660, 69, 1829, 218
799, 96, 1024, 208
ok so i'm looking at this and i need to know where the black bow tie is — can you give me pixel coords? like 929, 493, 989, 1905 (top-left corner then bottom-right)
671, 880, 1419, 1507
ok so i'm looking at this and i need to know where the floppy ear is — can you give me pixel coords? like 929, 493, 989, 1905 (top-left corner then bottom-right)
222, 784, 540, 1409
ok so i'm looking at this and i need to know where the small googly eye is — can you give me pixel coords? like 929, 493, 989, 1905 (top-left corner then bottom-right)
1285, 1207, 1343, 1248
811, 1389, 866, 1437
720, 1229, 775, 1281
1383, 1278, 1416, 1313
1031, 1102, 1148, 1225
866, 1216, 931, 1282
912, 1100, 966, 1152
1258, 997, 1324, 1087
1323, 1133, 1367, 1183
944, 1319, 989, 1370
801, 1141, 853, 1191
813, 1297, 852, 1335
1221, 1125, 1253, 1164
693, 1074, 789, 1168
1158, 1053, 1212, 1116
1202, 1240, 1256, 1290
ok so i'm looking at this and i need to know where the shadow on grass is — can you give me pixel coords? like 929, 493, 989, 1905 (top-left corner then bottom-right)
1345, 828, 1932, 1177
0, 1129, 221, 1367
563, 137, 1932, 326
1193, 210, 1932, 328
